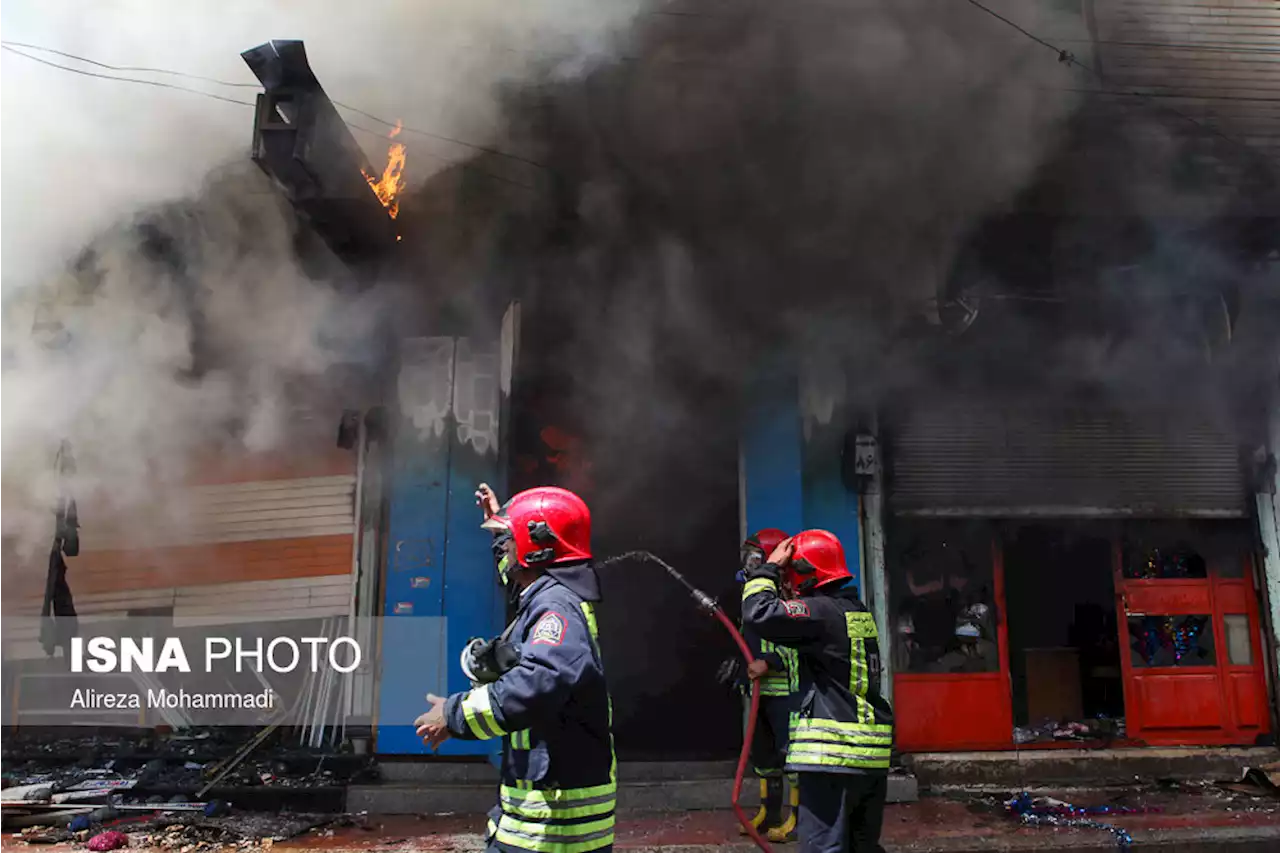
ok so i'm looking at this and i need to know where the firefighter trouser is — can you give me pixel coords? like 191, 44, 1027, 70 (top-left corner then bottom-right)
796, 772, 887, 853
746, 693, 796, 777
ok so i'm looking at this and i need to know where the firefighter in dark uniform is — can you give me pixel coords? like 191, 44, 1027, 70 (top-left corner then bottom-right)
719, 528, 801, 841
415, 484, 616, 853
742, 529, 894, 853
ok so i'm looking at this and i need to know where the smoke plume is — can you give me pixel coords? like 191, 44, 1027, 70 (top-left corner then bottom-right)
410, 0, 1096, 523
0, 0, 646, 551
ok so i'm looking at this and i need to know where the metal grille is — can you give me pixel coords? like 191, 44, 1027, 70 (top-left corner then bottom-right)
888, 402, 1245, 517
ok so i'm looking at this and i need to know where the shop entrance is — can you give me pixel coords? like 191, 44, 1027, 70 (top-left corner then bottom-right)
1004, 524, 1126, 746
890, 518, 1271, 752
1114, 523, 1271, 746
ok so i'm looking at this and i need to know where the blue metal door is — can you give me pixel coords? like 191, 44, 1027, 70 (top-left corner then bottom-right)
376, 330, 510, 756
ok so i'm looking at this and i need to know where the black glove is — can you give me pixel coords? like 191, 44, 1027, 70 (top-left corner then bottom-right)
742, 559, 781, 583
716, 657, 744, 694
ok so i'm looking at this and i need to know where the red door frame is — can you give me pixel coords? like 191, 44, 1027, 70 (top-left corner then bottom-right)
894, 534, 1014, 752
1114, 545, 1271, 746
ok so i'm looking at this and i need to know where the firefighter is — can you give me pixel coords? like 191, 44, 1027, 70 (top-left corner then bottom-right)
414, 484, 616, 853
718, 528, 800, 841
741, 530, 894, 853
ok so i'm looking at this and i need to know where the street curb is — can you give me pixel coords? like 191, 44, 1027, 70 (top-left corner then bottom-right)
265, 824, 1280, 853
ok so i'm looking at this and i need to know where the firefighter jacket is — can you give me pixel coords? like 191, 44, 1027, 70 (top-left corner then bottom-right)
443, 564, 616, 853
742, 566, 894, 775
743, 623, 799, 698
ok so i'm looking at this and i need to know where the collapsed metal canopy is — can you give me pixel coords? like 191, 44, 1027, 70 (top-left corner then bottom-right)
242, 40, 398, 268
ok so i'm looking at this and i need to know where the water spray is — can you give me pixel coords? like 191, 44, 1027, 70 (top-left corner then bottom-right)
599, 550, 774, 853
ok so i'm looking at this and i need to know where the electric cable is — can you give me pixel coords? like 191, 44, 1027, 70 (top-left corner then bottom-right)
1, 39, 550, 173
0, 44, 255, 106
958, 0, 1271, 167
0, 42, 540, 192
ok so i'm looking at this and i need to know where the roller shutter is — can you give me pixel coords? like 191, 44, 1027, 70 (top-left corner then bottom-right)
888, 401, 1245, 517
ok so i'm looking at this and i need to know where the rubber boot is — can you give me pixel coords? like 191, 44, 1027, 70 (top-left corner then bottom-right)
739, 778, 771, 835
767, 774, 799, 843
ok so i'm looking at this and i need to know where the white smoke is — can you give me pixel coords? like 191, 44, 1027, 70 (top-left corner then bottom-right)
0, 0, 646, 551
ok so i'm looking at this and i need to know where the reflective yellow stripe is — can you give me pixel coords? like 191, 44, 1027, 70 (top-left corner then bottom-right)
788, 743, 891, 769
580, 602, 600, 642
495, 814, 615, 853
501, 783, 616, 820
793, 719, 892, 737
461, 685, 505, 740
511, 729, 531, 750
844, 612, 880, 725
845, 611, 878, 638
780, 646, 799, 692
501, 782, 617, 803
581, 600, 619, 790
743, 578, 776, 599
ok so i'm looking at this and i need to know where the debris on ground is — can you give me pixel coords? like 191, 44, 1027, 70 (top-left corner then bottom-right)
1005, 792, 1147, 850
1012, 715, 1126, 744
85, 830, 129, 851
2, 729, 367, 847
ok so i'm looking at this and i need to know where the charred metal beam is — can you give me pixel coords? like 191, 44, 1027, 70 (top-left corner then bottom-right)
242, 40, 398, 268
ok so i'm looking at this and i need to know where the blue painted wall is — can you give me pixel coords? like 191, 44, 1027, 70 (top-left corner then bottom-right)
376, 337, 507, 756
739, 363, 863, 597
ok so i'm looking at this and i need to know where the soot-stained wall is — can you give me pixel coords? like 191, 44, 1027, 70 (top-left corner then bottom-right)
509, 325, 745, 760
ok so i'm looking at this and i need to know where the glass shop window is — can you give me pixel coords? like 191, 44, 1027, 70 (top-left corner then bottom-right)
1128, 614, 1216, 668
1223, 614, 1254, 666
889, 519, 998, 675
1121, 521, 1253, 580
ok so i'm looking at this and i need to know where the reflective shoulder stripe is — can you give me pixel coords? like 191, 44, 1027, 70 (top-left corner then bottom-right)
580, 601, 600, 642
743, 577, 776, 599
460, 685, 506, 740
845, 611, 878, 639
511, 729, 532, 750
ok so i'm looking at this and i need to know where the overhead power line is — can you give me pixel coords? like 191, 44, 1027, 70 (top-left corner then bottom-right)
958, 0, 1269, 168
0, 41, 540, 191
1, 39, 547, 173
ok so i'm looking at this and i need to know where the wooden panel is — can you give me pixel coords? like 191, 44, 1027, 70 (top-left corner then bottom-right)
894, 675, 1012, 751
1133, 673, 1224, 730
2, 576, 353, 658
84, 476, 356, 550
5, 535, 353, 603
1025, 648, 1083, 722
1123, 582, 1213, 614
184, 445, 356, 486
1229, 672, 1265, 730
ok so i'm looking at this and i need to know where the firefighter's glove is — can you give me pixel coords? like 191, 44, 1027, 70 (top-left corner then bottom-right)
742, 559, 781, 583
716, 657, 745, 695
461, 636, 521, 685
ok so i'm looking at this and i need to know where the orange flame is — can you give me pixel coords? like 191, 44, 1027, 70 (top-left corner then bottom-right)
362, 120, 406, 219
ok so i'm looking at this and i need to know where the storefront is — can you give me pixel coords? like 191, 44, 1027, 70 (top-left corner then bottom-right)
885, 399, 1274, 751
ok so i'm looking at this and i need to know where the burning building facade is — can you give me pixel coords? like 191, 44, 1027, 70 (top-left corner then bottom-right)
4, 0, 1280, 769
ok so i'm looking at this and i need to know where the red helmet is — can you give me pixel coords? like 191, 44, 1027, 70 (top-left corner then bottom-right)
786, 529, 851, 593
483, 486, 591, 568
748, 528, 788, 555
740, 528, 789, 577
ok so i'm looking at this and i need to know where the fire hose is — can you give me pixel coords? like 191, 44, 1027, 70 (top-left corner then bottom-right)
601, 551, 774, 853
